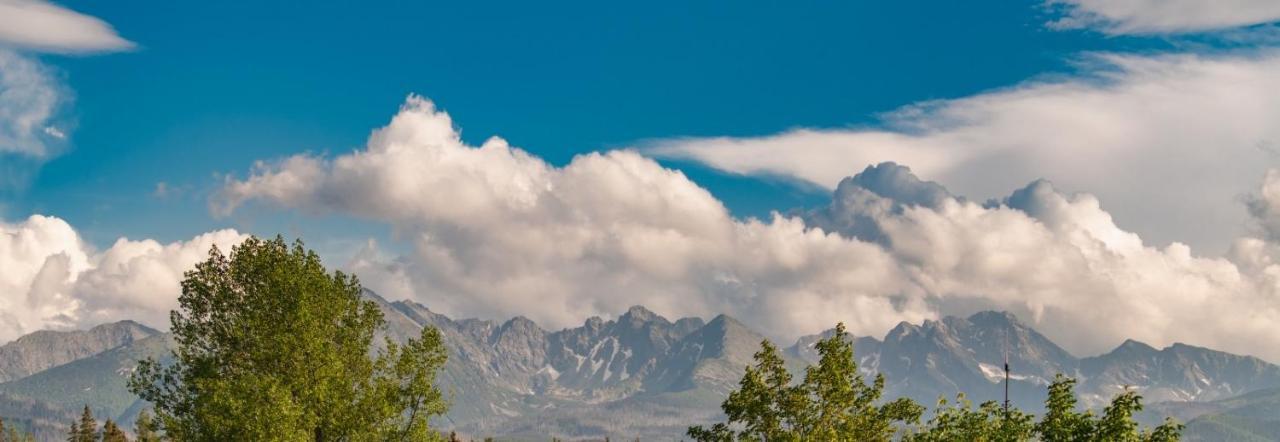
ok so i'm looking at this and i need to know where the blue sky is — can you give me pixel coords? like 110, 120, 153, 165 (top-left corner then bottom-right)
7, 0, 1280, 360
8, 0, 1170, 246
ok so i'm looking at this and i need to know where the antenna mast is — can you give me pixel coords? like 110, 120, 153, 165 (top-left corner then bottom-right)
1003, 325, 1010, 416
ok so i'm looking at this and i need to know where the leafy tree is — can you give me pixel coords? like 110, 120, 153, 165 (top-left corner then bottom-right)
1034, 375, 1184, 442
906, 394, 1033, 442
798, 324, 923, 440
689, 324, 1183, 442
128, 236, 449, 441
688, 340, 803, 441
133, 410, 160, 442
689, 323, 922, 441
101, 420, 127, 442
1142, 418, 1185, 442
1034, 375, 1095, 442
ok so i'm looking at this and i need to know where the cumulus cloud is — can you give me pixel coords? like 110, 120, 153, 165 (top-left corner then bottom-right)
1048, 0, 1280, 35
216, 96, 929, 342
0, 214, 244, 342
814, 163, 1274, 359
651, 51, 1280, 253
0, 0, 133, 53
218, 96, 1280, 361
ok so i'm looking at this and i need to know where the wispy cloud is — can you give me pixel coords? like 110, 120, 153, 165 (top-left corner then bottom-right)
1048, 0, 1280, 35
0, 0, 133, 53
0, 49, 67, 157
0, 0, 132, 176
650, 51, 1280, 253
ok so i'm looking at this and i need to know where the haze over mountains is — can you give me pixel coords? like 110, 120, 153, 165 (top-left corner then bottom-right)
1, 290, 1278, 440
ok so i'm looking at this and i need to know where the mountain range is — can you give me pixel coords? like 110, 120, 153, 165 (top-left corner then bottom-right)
0, 290, 1277, 440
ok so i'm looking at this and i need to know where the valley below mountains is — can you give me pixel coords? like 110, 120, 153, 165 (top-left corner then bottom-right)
1, 290, 1278, 440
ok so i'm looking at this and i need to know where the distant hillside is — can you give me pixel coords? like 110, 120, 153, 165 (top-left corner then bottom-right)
0, 321, 157, 383
0, 333, 172, 425
0, 392, 75, 441
1171, 387, 1280, 441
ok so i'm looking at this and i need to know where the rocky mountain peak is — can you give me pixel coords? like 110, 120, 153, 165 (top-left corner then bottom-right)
967, 310, 1023, 328
1114, 338, 1159, 355
620, 305, 662, 324
885, 320, 923, 342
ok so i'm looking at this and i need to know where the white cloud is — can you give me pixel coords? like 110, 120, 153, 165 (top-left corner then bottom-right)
0, 0, 130, 161
217, 96, 1280, 361
0, 0, 133, 53
651, 51, 1280, 254
0, 214, 245, 342
0, 50, 65, 157
813, 163, 1277, 359
216, 96, 928, 342
1048, 0, 1280, 35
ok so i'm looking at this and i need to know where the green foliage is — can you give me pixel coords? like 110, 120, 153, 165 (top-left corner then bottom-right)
690, 324, 1185, 442
905, 395, 1033, 442
1034, 375, 1185, 442
0, 417, 36, 442
689, 323, 923, 441
799, 323, 923, 440
134, 410, 160, 442
128, 236, 450, 441
688, 340, 801, 441
101, 420, 127, 442
1035, 375, 1095, 441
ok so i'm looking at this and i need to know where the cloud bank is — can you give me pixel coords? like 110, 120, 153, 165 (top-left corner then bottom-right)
0, 215, 244, 342
651, 51, 1280, 253
216, 96, 1280, 362
1049, 0, 1280, 34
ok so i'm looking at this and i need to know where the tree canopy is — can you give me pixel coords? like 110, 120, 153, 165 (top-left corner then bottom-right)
128, 236, 449, 441
691, 324, 1185, 441
689, 323, 923, 441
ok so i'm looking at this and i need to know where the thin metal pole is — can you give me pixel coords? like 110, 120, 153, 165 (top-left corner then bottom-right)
1003, 327, 1010, 417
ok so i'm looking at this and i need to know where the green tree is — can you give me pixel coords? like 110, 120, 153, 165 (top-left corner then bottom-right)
689, 323, 922, 441
1096, 389, 1184, 442
688, 326, 1184, 442
797, 323, 923, 440
66, 421, 78, 442
75, 406, 97, 442
128, 236, 449, 441
1142, 418, 1185, 442
133, 410, 160, 442
906, 394, 1033, 442
1034, 375, 1095, 442
101, 420, 127, 442
1033, 375, 1184, 442
1, 417, 34, 442
688, 340, 803, 441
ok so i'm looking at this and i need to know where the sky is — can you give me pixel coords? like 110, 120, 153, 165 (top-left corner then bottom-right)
5, 0, 1280, 362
